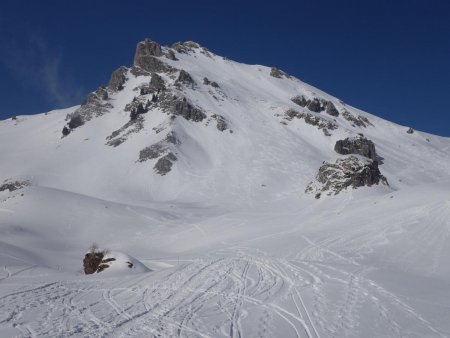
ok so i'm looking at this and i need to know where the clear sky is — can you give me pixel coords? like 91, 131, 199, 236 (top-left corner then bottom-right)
0, 0, 449, 136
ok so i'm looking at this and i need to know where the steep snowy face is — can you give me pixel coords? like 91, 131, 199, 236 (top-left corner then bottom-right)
1, 38, 449, 205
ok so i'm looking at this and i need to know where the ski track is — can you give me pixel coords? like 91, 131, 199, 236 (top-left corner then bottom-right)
0, 244, 447, 337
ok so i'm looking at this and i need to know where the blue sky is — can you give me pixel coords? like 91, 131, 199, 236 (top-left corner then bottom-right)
0, 0, 449, 136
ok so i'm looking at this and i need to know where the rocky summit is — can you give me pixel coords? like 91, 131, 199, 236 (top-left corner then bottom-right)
1, 38, 450, 338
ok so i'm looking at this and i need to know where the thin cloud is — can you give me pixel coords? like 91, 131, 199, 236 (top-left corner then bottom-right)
0, 35, 84, 109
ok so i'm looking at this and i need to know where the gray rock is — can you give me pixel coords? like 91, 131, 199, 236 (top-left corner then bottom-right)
62, 126, 70, 136
211, 114, 228, 131
0, 180, 31, 192
105, 115, 145, 147
305, 156, 388, 197
203, 77, 219, 88
63, 86, 111, 136
334, 135, 378, 161
270, 67, 285, 78
171, 42, 190, 54
154, 152, 177, 175
406, 127, 414, 134
170, 41, 199, 54
68, 115, 84, 129
342, 110, 373, 128
134, 55, 172, 73
175, 70, 195, 86
150, 73, 166, 91
291, 95, 308, 107
172, 99, 205, 121
130, 66, 151, 77
306, 99, 323, 113
165, 49, 177, 61
165, 131, 180, 145
134, 39, 163, 59
108, 66, 128, 91
139, 143, 167, 162
325, 101, 339, 116
283, 109, 338, 136
129, 102, 149, 120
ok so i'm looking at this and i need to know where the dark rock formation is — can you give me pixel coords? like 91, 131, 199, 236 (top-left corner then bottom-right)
325, 101, 339, 117
203, 77, 219, 88
106, 115, 145, 147
63, 87, 112, 136
307, 99, 323, 113
165, 49, 177, 61
171, 42, 190, 54
283, 109, 338, 136
133, 39, 172, 74
291, 95, 308, 107
130, 102, 149, 120
62, 126, 70, 136
83, 248, 118, 274
134, 39, 163, 59
150, 73, 165, 91
270, 67, 289, 79
306, 156, 388, 197
334, 135, 378, 161
0, 180, 30, 192
173, 99, 205, 121
139, 132, 180, 163
130, 66, 151, 77
342, 110, 373, 128
139, 143, 167, 162
211, 114, 228, 131
83, 251, 104, 274
158, 93, 206, 122
406, 127, 414, 134
154, 152, 177, 175
291, 95, 336, 114
68, 115, 84, 129
134, 55, 172, 73
175, 70, 195, 87
108, 66, 128, 91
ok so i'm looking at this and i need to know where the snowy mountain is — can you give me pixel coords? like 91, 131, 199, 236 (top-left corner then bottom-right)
0, 39, 449, 337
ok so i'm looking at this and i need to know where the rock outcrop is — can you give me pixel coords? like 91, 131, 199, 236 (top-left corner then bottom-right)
154, 152, 177, 175
283, 109, 338, 136
342, 110, 372, 128
306, 156, 388, 198
291, 95, 339, 116
158, 94, 206, 122
133, 39, 172, 73
325, 101, 339, 117
334, 135, 378, 161
63, 87, 112, 136
270, 67, 289, 79
0, 180, 30, 192
108, 66, 128, 91
406, 127, 414, 134
175, 70, 195, 87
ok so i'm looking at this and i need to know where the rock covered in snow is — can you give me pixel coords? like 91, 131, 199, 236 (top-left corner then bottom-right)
334, 135, 378, 161
108, 66, 128, 91
83, 248, 150, 275
306, 156, 388, 197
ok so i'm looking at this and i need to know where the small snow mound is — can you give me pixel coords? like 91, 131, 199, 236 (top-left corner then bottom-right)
100, 251, 151, 275
84, 249, 150, 276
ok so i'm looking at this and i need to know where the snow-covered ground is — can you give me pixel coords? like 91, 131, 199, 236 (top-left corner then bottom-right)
0, 40, 449, 337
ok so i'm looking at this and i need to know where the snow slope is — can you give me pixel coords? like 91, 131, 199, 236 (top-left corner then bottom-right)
0, 39, 449, 337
